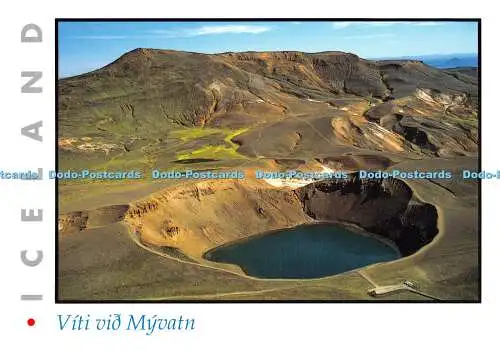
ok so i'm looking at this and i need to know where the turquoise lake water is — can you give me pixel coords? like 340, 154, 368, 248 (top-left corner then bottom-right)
204, 224, 400, 279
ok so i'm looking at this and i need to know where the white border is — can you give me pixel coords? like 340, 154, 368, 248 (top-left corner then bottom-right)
1, 1, 498, 350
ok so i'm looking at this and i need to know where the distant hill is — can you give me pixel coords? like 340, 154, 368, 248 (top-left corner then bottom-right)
444, 67, 478, 81
59, 49, 478, 132
378, 53, 478, 69
57, 48, 479, 172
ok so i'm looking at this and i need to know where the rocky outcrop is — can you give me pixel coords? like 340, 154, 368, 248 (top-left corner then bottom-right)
159, 219, 181, 240
58, 212, 89, 233
415, 88, 471, 111
363, 94, 478, 156
58, 204, 129, 234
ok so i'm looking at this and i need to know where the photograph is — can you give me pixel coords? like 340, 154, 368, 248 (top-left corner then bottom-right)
56, 19, 480, 302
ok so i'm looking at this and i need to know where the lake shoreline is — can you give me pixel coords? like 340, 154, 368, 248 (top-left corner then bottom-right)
204, 220, 402, 260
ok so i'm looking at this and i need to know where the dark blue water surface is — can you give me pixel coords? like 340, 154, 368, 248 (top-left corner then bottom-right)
204, 224, 400, 279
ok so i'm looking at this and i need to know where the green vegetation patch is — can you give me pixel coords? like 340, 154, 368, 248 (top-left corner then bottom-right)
224, 128, 249, 144
171, 127, 249, 142
177, 145, 247, 160
170, 127, 223, 141
174, 127, 249, 161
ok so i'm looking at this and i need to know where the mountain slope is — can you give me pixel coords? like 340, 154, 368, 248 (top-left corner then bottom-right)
58, 49, 479, 171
